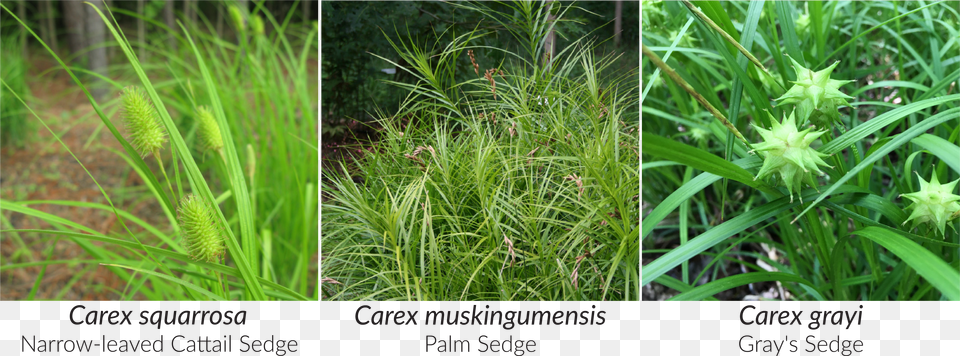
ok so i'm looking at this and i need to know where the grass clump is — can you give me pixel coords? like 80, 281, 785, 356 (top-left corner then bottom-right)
0, 2, 317, 301
642, 0, 959, 301
322, 1, 639, 301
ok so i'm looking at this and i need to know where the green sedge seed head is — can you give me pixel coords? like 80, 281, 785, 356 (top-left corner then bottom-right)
196, 106, 224, 152
250, 15, 265, 36
900, 172, 960, 238
667, 30, 696, 47
178, 194, 225, 263
751, 110, 832, 202
229, 5, 246, 31
796, 12, 811, 34
121, 86, 167, 157
775, 56, 854, 128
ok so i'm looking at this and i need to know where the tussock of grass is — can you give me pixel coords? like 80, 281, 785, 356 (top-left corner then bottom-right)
642, 0, 960, 301
0, 2, 317, 301
322, 2, 639, 301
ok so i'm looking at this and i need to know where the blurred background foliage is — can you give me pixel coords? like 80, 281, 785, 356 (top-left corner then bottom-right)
321, 1, 639, 132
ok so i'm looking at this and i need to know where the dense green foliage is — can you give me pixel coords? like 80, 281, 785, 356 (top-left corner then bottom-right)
322, 1, 640, 301
642, 1, 959, 301
1, 35, 30, 147
1, 2, 317, 300
320, 1, 638, 125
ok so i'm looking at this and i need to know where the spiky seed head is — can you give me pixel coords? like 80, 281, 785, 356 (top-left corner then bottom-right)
228, 5, 245, 31
178, 194, 224, 263
751, 110, 832, 202
250, 15, 265, 36
121, 86, 167, 157
667, 30, 696, 47
775, 56, 855, 128
900, 172, 960, 238
796, 12, 811, 34
196, 106, 224, 152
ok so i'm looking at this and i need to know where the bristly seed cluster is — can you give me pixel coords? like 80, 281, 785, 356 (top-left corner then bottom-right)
900, 172, 960, 238
196, 106, 224, 153
178, 194, 225, 263
775, 56, 854, 128
121, 86, 167, 158
751, 110, 832, 203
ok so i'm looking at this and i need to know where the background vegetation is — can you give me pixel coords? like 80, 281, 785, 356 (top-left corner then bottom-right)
1, 0, 318, 300
642, 0, 959, 301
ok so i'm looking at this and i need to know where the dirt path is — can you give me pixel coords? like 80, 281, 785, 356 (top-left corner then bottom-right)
1, 52, 167, 300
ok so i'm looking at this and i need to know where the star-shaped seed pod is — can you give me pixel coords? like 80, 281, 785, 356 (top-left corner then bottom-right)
775, 56, 854, 128
751, 110, 832, 202
900, 172, 960, 238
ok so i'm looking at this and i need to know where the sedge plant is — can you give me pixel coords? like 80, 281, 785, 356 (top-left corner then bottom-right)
0, 2, 317, 301
641, 0, 959, 301
321, 1, 640, 301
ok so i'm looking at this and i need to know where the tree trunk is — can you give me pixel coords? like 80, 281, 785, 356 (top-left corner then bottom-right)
217, 5, 224, 39
86, 1, 108, 100
105, 0, 116, 61
62, 0, 86, 58
163, 0, 177, 51
543, 1, 556, 66
138, 0, 147, 61
302, 0, 310, 26
183, 0, 195, 26
614, 1, 623, 48
42, 1, 59, 54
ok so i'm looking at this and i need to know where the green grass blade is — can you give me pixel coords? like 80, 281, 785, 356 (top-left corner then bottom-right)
642, 132, 778, 194
821, 95, 959, 154
101, 263, 226, 301
911, 134, 960, 175
794, 107, 960, 221
641, 157, 761, 240
669, 272, 818, 301
852, 226, 960, 301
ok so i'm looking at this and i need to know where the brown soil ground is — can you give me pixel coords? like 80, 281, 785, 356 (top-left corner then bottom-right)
1, 50, 323, 300
1, 51, 174, 300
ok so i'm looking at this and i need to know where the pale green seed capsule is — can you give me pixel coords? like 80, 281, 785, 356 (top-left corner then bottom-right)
121, 86, 167, 157
250, 15, 265, 36
229, 5, 246, 32
196, 106, 224, 152
900, 172, 960, 238
178, 194, 224, 263
751, 110, 832, 203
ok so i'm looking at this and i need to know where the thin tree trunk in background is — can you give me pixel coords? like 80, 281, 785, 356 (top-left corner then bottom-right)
216, 5, 224, 38
163, 0, 177, 51
63, 0, 86, 58
41, 1, 59, 54
105, 0, 116, 61
138, 0, 147, 61
302, 0, 309, 26
17, 0, 27, 55
86, 1, 108, 100
543, 0, 556, 66
183, 0, 194, 26
614, 1, 623, 48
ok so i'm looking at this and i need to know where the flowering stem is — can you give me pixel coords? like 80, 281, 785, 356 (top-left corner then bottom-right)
680, 0, 785, 93
154, 151, 176, 206
642, 43, 753, 150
